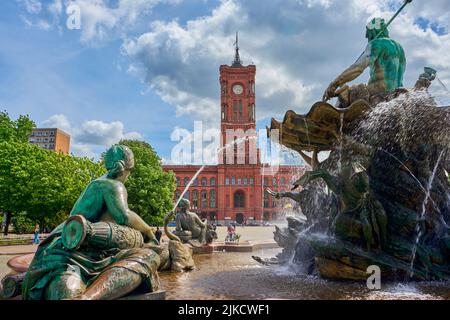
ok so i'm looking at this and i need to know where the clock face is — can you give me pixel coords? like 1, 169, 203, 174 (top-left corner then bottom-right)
232, 84, 243, 95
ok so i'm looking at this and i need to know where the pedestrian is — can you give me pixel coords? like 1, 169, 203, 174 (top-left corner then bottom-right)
155, 226, 162, 243
33, 224, 40, 245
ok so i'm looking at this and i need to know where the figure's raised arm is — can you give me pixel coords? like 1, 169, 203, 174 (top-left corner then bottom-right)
323, 44, 371, 101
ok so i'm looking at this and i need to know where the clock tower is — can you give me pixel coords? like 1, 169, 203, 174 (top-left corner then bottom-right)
219, 32, 258, 165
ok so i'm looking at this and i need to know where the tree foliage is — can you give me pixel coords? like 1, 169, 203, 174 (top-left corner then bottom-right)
0, 140, 105, 229
0, 111, 174, 231
118, 140, 176, 226
0, 111, 35, 142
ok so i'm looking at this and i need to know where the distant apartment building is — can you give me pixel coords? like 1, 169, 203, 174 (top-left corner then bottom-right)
28, 128, 71, 155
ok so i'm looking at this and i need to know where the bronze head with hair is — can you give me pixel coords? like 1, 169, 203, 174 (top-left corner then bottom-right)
104, 145, 135, 180
365, 17, 389, 42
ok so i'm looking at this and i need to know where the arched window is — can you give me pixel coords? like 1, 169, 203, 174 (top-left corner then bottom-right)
210, 190, 216, 208
249, 177, 254, 185
244, 177, 247, 185
239, 100, 243, 120
232, 178, 236, 185
193, 178, 198, 186
183, 191, 190, 201
248, 104, 254, 121
210, 178, 216, 186
176, 177, 180, 186
192, 190, 199, 209
201, 190, 207, 208
201, 177, 207, 186
272, 178, 277, 186
280, 177, 285, 185
234, 191, 245, 208
222, 104, 227, 121
175, 190, 181, 201
184, 177, 189, 186
263, 192, 269, 208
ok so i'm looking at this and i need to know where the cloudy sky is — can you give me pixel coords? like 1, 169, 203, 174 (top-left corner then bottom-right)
1, 0, 449, 161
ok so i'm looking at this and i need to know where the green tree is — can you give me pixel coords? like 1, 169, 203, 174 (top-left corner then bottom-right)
0, 111, 35, 142
0, 140, 105, 234
118, 140, 176, 226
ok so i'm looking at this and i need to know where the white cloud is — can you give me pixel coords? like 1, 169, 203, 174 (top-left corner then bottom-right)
17, 0, 42, 14
122, 0, 450, 127
44, 0, 183, 43
25, 0, 450, 134
42, 114, 72, 132
41, 114, 143, 158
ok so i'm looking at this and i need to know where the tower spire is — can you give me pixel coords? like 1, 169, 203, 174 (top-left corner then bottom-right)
232, 31, 242, 66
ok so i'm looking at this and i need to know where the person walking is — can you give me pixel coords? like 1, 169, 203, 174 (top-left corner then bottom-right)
155, 226, 162, 243
33, 224, 40, 245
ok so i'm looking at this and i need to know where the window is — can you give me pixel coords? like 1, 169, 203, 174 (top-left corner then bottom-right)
244, 177, 247, 185
272, 178, 277, 186
222, 104, 227, 121
210, 190, 216, 208
272, 195, 276, 207
201, 190, 207, 208
249, 178, 254, 185
183, 191, 190, 201
280, 177, 285, 185
184, 177, 189, 186
193, 178, 198, 186
225, 178, 229, 185
210, 178, 216, 186
264, 192, 269, 208
175, 190, 181, 201
234, 191, 245, 208
176, 177, 180, 186
231, 178, 236, 185
238, 178, 241, 185
264, 178, 269, 186
239, 100, 243, 120
201, 177, 207, 186
233, 101, 238, 121
192, 190, 199, 209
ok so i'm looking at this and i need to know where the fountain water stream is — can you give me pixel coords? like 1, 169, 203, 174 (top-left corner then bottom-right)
409, 149, 446, 278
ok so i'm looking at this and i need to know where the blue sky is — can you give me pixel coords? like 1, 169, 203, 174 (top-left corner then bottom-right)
1, 0, 449, 161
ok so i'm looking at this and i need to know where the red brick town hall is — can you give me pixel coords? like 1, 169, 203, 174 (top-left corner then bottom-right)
163, 40, 305, 225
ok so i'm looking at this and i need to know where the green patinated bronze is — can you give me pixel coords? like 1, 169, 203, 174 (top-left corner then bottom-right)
323, 17, 406, 104
366, 18, 406, 94
21, 145, 164, 300
173, 199, 207, 244
265, 4, 450, 280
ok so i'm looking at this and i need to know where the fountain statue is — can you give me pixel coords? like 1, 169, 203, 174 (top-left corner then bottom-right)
257, 5, 450, 281
171, 198, 217, 245
1, 145, 195, 300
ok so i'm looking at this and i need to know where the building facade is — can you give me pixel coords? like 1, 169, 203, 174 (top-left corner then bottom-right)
29, 128, 71, 155
163, 39, 305, 225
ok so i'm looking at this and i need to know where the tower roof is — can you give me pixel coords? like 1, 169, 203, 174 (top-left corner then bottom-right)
232, 32, 242, 67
